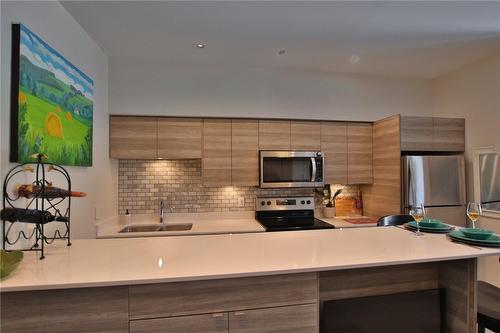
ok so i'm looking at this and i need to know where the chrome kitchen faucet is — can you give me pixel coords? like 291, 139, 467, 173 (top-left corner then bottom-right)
160, 200, 165, 223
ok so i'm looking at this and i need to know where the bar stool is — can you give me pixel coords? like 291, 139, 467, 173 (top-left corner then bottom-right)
477, 280, 500, 333
377, 214, 414, 227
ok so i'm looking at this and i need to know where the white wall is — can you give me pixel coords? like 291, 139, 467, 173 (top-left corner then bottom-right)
1, 1, 117, 239
433, 53, 500, 286
110, 60, 433, 121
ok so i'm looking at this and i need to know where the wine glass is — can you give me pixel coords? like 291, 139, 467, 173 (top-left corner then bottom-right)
410, 204, 425, 236
466, 202, 482, 228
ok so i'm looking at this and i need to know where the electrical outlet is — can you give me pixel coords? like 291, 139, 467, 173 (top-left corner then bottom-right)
238, 197, 245, 207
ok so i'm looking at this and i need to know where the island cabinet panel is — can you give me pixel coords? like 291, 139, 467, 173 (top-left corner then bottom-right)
347, 122, 373, 184
290, 121, 321, 150
0, 286, 128, 333
400, 116, 434, 151
433, 117, 465, 152
438, 259, 477, 333
128, 273, 318, 320
203, 119, 232, 186
130, 313, 229, 333
157, 117, 202, 159
109, 116, 158, 159
320, 122, 348, 184
319, 262, 438, 301
259, 120, 291, 150
229, 304, 318, 333
232, 119, 259, 186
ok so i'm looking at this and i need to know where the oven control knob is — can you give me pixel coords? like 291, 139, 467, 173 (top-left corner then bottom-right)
306, 200, 311, 205
261, 201, 265, 206
301, 200, 305, 205
267, 201, 271, 206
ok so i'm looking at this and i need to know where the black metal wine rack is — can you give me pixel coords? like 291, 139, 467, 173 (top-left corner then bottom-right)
2, 154, 71, 259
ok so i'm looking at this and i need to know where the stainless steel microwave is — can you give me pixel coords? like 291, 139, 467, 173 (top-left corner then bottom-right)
259, 151, 324, 188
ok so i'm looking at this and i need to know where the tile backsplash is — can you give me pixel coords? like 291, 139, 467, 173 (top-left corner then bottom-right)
118, 160, 359, 215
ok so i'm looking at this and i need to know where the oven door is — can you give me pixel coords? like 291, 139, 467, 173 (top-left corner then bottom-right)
260, 151, 324, 188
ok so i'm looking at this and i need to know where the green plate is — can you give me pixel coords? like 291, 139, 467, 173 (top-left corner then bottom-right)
0, 250, 23, 279
448, 230, 500, 248
419, 219, 445, 229
460, 228, 495, 240
408, 221, 452, 231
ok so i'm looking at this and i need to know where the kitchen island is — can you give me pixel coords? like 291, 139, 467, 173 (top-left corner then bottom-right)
1, 227, 499, 332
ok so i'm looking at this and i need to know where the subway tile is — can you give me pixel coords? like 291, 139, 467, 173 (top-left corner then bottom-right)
118, 160, 359, 214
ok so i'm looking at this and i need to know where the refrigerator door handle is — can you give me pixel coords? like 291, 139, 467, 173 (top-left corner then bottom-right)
458, 156, 466, 205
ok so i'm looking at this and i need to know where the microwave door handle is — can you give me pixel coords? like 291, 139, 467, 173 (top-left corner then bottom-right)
311, 157, 317, 182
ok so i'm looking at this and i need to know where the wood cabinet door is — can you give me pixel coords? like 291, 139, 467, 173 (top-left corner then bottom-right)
1, 286, 129, 333
321, 122, 348, 184
433, 117, 465, 152
157, 118, 202, 159
361, 115, 401, 219
229, 304, 318, 333
130, 313, 228, 333
109, 116, 157, 159
290, 121, 321, 150
400, 116, 434, 152
347, 123, 373, 184
128, 273, 317, 320
232, 119, 259, 186
259, 120, 291, 150
203, 119, 232, 186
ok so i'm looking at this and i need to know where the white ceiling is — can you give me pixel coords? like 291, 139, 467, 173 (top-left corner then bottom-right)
62, 1, 500, 79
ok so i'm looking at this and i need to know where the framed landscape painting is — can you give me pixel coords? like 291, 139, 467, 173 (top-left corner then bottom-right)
10, 24, 93, 166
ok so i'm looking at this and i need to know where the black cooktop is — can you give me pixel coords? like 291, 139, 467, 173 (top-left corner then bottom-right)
256, 209, 335, 232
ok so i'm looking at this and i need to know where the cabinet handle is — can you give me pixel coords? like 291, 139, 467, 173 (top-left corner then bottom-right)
212, 313, 224, 318
233, 311, 245, 316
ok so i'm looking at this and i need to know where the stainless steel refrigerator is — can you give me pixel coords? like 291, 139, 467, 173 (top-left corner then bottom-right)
402, 155, 467, 227
479, 153, 500, 211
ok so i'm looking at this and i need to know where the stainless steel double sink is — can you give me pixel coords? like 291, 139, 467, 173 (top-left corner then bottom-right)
119, 223, 193, 233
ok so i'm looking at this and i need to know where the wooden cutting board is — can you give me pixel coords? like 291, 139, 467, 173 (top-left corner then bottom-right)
343, 218, 378, 224
335, 197, 357, 216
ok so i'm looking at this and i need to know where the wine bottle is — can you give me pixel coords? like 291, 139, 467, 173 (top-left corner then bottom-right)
0, 207, 54, 224
17, 184, 86, 199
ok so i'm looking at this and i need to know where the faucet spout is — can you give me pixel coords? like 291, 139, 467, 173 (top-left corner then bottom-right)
160, 200, 164, 224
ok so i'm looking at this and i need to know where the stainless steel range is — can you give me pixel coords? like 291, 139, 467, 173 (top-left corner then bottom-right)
255, 196, 334, 231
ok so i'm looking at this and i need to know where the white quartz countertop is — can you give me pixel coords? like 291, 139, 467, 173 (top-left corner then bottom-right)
1, 226, 499, 292
318, 216, 378, 228
96, 211, 265, 238
96, 211, 372, 238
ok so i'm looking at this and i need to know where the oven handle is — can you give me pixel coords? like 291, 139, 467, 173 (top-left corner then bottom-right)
311, 157, 317, 182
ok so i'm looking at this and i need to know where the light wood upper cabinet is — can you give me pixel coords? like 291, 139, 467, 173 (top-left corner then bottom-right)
400, 116, 465, 152
321, 122, 348, 184
232, 119, 259, 186
433, 117, 465, 152
110, 116, 158, 159
400, 116, 434, 151
347, 123, 373, 184
202, 119, 232, 186
290, 121, 321, 150
157, 118, 202, 159
259, 120, 291, 150
229, 304, 318, 333
130, 313, 228, 333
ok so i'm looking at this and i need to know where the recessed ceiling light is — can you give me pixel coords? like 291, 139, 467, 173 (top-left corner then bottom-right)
278, 49, 286, 55
349, 54, 360, 64
196, 43, 206, 49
